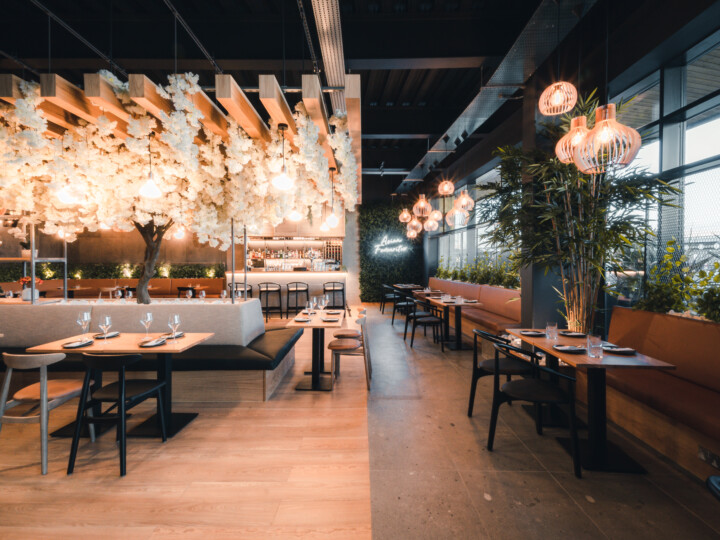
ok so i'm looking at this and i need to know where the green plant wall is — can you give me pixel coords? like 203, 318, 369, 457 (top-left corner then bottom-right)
358, 203, 424, 302
0, 262, 226, 283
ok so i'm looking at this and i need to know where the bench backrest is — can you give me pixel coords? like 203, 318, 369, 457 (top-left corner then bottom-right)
477, 285, 521, 322
428, 278, 482, 301
609, 306, 720, 393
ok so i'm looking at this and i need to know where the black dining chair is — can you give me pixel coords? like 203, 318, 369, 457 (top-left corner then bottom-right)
258, 282, 283, 321
487, 341, 581, 478
391, 292, 414, 326
468, 329, 533, 418
408, 299, 444, 350
68, 353, 167, 477
403, 298, 431, 340
380, 284, 400, 314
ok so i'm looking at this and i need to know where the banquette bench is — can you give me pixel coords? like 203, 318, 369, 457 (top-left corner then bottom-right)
427, 277, 521, 338
0, 299, 302, 402
576, 306, 720, 479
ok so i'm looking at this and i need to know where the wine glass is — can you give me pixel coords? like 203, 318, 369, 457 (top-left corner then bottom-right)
318, 295, 327, 311
185, 289, 193, 300
5, 290, 13, 298
311, 296, 318, 312
76, 311, 91, 340
168, 314, 181, 344
114, 289, 123, 300
198, 290, 206, 301
221, 289, 228, 300
126, 290, 133, 300
98, 315, 112, 344
140, 312, 153, 341
305, 300, 313, 315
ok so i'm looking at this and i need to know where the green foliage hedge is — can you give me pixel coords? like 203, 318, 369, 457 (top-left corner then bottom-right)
358, 203, 423, 302
0, 262, 226, 282
434, 253, 520, 289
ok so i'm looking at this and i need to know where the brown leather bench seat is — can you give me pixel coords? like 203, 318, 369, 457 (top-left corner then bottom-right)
462, 308, 520, 334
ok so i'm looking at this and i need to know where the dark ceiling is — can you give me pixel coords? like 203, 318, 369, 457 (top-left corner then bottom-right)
1, 0, 542, 202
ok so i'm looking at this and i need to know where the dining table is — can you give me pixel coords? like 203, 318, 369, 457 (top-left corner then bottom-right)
27, 332, 214, 438
508, 328, 675, 473
426, 295, 478, 351
287, 308, 345, 391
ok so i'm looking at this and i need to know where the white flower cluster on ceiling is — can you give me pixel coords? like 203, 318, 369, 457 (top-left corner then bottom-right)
0, 71, 358, 250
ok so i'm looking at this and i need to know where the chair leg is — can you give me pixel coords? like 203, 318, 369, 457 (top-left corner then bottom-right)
118, 368, 127, 477
403, 313, 411, 340
334, 352, 341, 379
468, 368, 479, 418
534, 403, 543, 435
391, 304, 397, 325
68, 370, 92, 475
40, 366, 49, 475
363, 351, 371, 391
568, 398, 582, 478
410, 319, 419, 347
0, 367, 13, 436
487, 395, 502, 451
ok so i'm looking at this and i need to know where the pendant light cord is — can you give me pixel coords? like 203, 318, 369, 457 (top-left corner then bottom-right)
282, 0, 286, 88
605, 0, 610, 103
47, 14, 51, 73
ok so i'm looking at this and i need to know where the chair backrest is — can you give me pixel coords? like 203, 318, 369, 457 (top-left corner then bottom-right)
2, 353, 66, 370
493, 342, 574, 382
229, 282, 251, 291
82, 353, 143, 371
324, 282, 344, 290
473, 328, 510, 346
287, 282, 309, 291
258, 282, 281, 291
358, 317, 371, 366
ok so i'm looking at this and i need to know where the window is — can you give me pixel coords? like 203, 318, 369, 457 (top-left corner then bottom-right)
683, 167, 720, 270
686, 46, 720, 104
617, 83, 661, 128
685, 106, 720, 164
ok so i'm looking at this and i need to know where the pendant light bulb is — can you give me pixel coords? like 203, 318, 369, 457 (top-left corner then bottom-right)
139, 172, 162, 199
438, 179, 454, 196
173, 226, 186, 240
288, 210, 303, 222
429, 209, 443, 222
556, 116, 591, 164
538, 81, 578, 116
56, 185, 79, 205
319, 221, 330, 232
408, 217, 423, 234
272, 123, 295, 192
398, 208, 412, 223
407, 229, 418, 239
326, 212, 339, 228
423, 219, 439, 232
455, 189, 474, 212
412, 194, 432, 217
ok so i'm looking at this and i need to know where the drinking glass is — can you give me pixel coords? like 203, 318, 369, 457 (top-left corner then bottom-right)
198, 290, 206, 300
318, 295, 327, 311
98, 315, 112, 344
114, 289, 123, 300
221, 289, 228, 300
311, 296, 318, 311
168, 314, 181, 344
126, 290, 133, 300
305, 300, 313, 315
140, 312, 153, 340
5, 291, 13, 298
76, 311, 91, 340
545, 322, 558, 340
186, 289, 193, 300
587, 335, 603, 358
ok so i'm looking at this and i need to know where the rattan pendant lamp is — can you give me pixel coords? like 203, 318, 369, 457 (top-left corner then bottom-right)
538, 2, 577, 116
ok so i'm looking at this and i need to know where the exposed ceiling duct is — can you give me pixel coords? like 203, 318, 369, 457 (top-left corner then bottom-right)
396, 0, 598, 192
310, 0, 346, 113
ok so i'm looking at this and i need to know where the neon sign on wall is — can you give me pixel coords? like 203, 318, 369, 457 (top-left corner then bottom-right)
373, 235, 410, 255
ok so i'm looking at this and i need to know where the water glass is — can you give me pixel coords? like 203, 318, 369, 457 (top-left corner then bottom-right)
587, 335, 603, 358
115, 289, 123, 300
305, 300, 313, 315
140, 312, 153, 339
545, 322, 558, 340
185, 289, 193, 300
221, 289, 228, 300
198, 290, 206, 300
5, 291, 13, 298
311, 296, 318, 311
168, 314, 181, 344
318, 295, 327, 311
126, 290, 133, 300
76, 311, 91, 339
99, 315, 112, 343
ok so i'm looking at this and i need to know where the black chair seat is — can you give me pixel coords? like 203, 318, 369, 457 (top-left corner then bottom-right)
407, 311, 431, 319
92, 380, 164, 401
479, 356, 532, 375
396, 301, 414, 307
501, 378, 569, 404
415, 316, 442, 324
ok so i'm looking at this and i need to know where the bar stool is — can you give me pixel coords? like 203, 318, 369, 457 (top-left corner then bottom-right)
334, 308, 367, 339
328, 316, 372, 390
286, 282, 309, 318
68, 353, 167, 477
323, 281, 346, 309
0, 353, 84, 475
258, 282, 283, 321
228, 282, 253, 299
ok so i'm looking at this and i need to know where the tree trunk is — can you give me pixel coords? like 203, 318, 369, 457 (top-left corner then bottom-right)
134, 220, 172, 305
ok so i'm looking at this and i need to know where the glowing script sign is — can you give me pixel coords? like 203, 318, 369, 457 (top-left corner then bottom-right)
373, 235, 410, 256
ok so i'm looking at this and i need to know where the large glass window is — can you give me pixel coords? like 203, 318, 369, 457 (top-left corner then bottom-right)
686, 46, 720, 104
685, 107, 720, 164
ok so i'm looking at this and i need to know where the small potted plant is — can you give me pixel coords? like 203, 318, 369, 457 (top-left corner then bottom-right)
19, 241, 38, 259
18, 276, 43, 301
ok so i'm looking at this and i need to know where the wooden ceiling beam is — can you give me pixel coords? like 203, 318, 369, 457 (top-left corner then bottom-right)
128, 74, 173, 120
190, 89, 228, 139
0, 74, 70, 138
40, 73, 127, 138
259, 74, 296, 144
83, 73, 131, 122
345, 73, 362, 203
216, 74, 270, 142
302, 74, 337, 169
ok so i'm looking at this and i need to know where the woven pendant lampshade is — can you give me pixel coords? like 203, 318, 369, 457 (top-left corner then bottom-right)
407, 229, 418, 239
455, 189, 475, 212
429, 209, 443, 222
408, 217, 423, 233
423, 219, 439, 232
438, 179, 455, 196
573, 103, 641, 174
556, 116, 591, 164
538, 81, 578, 116
412, 194, 432, 217
398, 208, 412, 223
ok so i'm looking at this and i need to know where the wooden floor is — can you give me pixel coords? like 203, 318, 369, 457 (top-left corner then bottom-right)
0, 320, 371, 539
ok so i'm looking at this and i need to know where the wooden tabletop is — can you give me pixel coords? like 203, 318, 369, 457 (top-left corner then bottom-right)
426, 296, 481, 308
507, 329, 675, 370
393, 284, 422, 290
27, 332, 214, 355
286, 309, 346, 329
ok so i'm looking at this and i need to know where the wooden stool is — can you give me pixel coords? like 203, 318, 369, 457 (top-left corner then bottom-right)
258, 282, 283, 321
323, 281, 346, 309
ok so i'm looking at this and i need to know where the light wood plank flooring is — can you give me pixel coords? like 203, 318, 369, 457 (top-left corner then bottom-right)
0, 321, 371, 539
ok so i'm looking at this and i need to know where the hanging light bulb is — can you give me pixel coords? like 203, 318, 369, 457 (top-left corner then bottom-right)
319, 221, 330, 232
438, 179, 454, 196
407, 229, 418, 239
429, 209, 443, 222
326, 212, 339, 228
57, 229, 65, 239
56, 185, 79, 205
412, 194, 432, 217
398, 208, 412, 223
173, 226, 186, 240
408, 217, 423, 233
272, 123, 295, 192
140, 133, 162, 199
423, 219, 439, 232
539, 81, 577, 116
325, 167, 339, 228
555, 116, 591, 163
573, 103, 641, 174
288, 210, 303, 222
99, 222, 111, 230
455, 189, 474, 212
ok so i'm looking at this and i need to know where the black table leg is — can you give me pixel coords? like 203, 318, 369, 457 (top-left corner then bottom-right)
128, 353, 197, 438
296, 328, 333, 391
446, 306, 472, 350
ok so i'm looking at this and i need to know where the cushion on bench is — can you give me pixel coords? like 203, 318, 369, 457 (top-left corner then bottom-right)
463, 308, 520, 333
477, 285, 521, 321
171, 345, 280, 370
606, 369, 720, 441
246, 327, 304, 368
